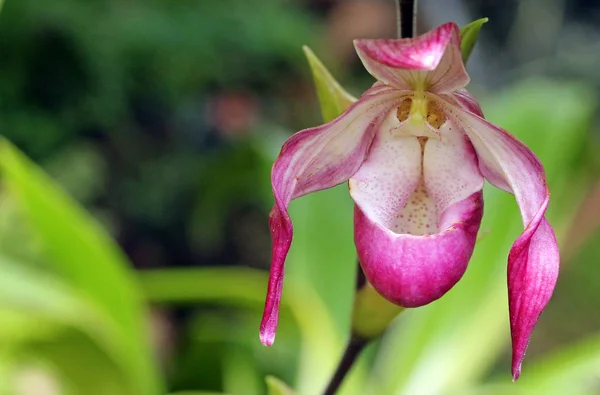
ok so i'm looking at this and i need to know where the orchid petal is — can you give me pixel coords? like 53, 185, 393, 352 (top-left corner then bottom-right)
260, 86, 402, 346
453, 105, 559, 380
348, 117, 423, 232
354, 191, 483, 307
349, 115, 484, 307
449, 89, 485, 117
423, 117, 484, 213
354, 22, 469, 93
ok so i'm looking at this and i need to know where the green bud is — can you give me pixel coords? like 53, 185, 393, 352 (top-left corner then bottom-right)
302, 46, 356, 123
351, 283, 404, 339
266, 376, 295, 395
459, 17, 489, 64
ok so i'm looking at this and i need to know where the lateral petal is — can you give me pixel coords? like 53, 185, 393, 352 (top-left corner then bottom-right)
448, 89, 485, 117
260, 86, 403, 346
452, 105, 559, 380
354, 22, 469, 93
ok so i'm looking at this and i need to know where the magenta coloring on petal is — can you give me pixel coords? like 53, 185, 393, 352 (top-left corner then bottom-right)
449, 102, 560, 379
354, 22, 469, 93
355, 191, 484, 307
260, 86, 402, 345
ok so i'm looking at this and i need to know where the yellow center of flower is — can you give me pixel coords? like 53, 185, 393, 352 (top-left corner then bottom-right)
396, 95, 447, 130
426, 101, 446, 129
396, 98, 412, 122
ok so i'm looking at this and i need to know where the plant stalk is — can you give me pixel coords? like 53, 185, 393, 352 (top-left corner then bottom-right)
322, 335, 368, 395
396, 0, 418, 38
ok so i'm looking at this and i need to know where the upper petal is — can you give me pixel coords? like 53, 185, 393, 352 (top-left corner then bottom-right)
447, 101, 559, 380
260, 86, 403, 346
354, 22, 469, 93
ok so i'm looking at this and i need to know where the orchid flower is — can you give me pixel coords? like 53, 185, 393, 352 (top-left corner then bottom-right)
260, 22, 559, 379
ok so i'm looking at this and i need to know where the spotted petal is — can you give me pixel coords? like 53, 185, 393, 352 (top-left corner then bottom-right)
260, 86, 403, 346
454, 104, 559, 380
350, 115, 484, 306
354, 22, 469, 93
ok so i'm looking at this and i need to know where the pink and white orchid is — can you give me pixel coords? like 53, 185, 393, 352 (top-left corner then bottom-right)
260, 22, 559, 379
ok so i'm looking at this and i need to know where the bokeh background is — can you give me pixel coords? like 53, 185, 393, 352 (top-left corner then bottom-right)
0, 0, 599, 394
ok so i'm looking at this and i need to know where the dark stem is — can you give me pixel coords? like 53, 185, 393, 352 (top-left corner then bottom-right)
355, 260, 366, 290
322, 335, 368, 395
322, 262, 367, 395
396, 0, 418, 38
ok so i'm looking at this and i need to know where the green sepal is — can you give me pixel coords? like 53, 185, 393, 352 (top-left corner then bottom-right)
459, 17, 488, 64
302, 46, 356, 123
351, 284, 404, 339
266, 375, 295, 395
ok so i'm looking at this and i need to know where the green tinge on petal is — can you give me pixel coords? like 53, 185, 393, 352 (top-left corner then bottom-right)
302, 46, 356, 123
266, 376, 295, 395
459, 17, 488, 64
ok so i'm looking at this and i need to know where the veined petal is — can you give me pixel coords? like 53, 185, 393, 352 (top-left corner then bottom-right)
349, 114, 484, 306
450, 104, 559, 380
449, 89, 484, 117
354, 22, 469, 93
260, 86, 403, 346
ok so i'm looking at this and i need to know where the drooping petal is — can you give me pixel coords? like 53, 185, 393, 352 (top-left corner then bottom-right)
260, 86, 403, 346
449, 104, 559, 380
354, 22, 469, 93
350, 116, 484, 307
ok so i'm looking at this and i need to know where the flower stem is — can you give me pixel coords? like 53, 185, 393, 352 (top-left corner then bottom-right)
356, 260, 366, 290
322, 335, 368, 395
396, 0, 418, 38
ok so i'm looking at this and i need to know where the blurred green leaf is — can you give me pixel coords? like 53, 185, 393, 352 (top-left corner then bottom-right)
168, 392, 228, 395
0, 139, 162, 395
0, 255, 137, 395
30, 330, 135, 395
497, 332, 600, 394
303, 46, 356, 122
139, 266, 359, 395
459, 18, 488, 64
140, 267, 269, 307
266, 375, 295, 395
222, 346, 262, 395
458, 385, 536, 395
